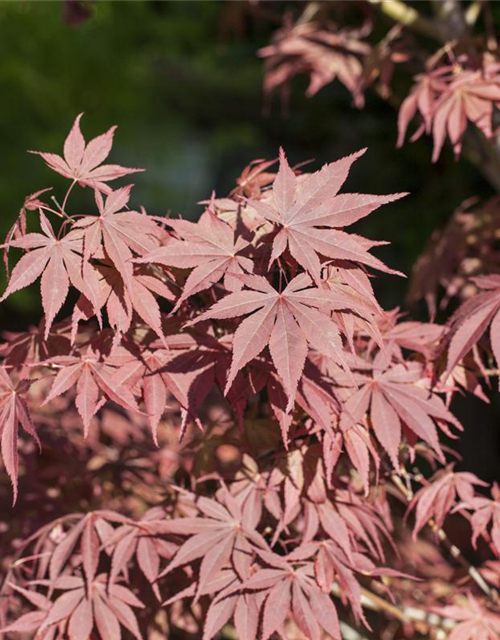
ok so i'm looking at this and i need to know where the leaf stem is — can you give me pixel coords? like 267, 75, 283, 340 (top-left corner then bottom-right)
61, 179, 78, 215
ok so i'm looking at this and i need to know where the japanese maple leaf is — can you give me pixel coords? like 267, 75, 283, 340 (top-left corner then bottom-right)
30, 113, 143, 193
460, 483, 500, 552
230, 157, 278, 198
160, 489, 268, 598
397, 65, 451, 148
137, 208, 254, 310
202, 581, 264, 640
3, 187, 52, 274
408, 467, 487, 537
398, 57, 500, 163
0, 367, 39, 503
238, 553, 341, 640
446, 274, 500, 373
378, 313, 444, 360
0, 320, 71, 378
247, 148, 406, 284
108, 508, 175, 599
113, 349, 173, 446
43, 511, 129, 589
2, 575, 145, 640
437, 594, 500, 640
259, 21, 370, 109
42, 349, 141, 434
72, 262, 174, 346
340, 360, 462, 469
1, 211, 89, 338
73, 186, 160, 293
187, 273, 357, 411
111, 333, 223, 439
431, 71, 500, 162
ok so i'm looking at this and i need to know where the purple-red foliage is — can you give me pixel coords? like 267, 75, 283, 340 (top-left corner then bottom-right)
1, 113, 500, 640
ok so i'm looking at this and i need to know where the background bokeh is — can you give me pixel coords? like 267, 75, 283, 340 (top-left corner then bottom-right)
1, 0, 498, 478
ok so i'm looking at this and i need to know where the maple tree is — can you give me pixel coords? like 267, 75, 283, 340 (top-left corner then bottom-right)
4, 2, 500, 639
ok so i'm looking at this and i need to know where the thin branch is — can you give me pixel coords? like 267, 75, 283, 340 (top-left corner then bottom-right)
296, 1, 321, 26
465, 1, 483, 27
332, 579, 456, 632
340, 621, 372, 640
367, 0, 443, 41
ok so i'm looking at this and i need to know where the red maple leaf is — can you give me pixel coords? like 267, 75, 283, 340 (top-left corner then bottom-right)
1, 575, 145, 640
237, 552, 341, 640
73, 186, 160, 291
30, 113, 143, 193
398, 56, 500, 162
247, 148, 406, 284
137, 208, 254, 310
446, 274, 500, 373
1, 212, 90, 338
160, 487, 268, 598
259, 21, 370, 109
467, 483, 500, 553
42, 348, 141, 434
340, 360, 462, 468
408, 467, 487, 536
437, 593, 500, 640
0, 367, 39, 503
187, 273, 362, 411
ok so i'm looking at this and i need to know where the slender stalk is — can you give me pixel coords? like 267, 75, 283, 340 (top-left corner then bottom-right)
296, 1, 321, 26
61, 178, 78, 215
332, 579, 456, 632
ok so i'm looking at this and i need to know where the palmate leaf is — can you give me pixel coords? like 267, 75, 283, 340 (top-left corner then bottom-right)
340, 360, 462, 469
258, 21, 370, 109
398, 56, 500, 162
0, 367, 39, 503
71, 261, 174, 346
1, 212, 88, 338
73, 186, 161, 290
1, 575, 144, 640
446, 274, 500, 374
187, 272, 365, 411
437, 594, 500, 640
160, 488, 269, 599
235, 554, 341, 640
42, 350, 141, 435
247, 148, 407, 285
136, 208, 254, 310
467, 484, 500, 553
30, 113, 143, 193
409, 468, 487, 537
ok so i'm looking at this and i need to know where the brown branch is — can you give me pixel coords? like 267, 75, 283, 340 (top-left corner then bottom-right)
465, 1, 483, 28
367, 0, 443, 41
332, 579, 456, 634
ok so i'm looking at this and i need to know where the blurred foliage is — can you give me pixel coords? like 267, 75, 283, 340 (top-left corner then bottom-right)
0, 0, 494, 327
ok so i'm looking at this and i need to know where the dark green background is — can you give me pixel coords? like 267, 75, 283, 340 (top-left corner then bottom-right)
0, 0, 493, 326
